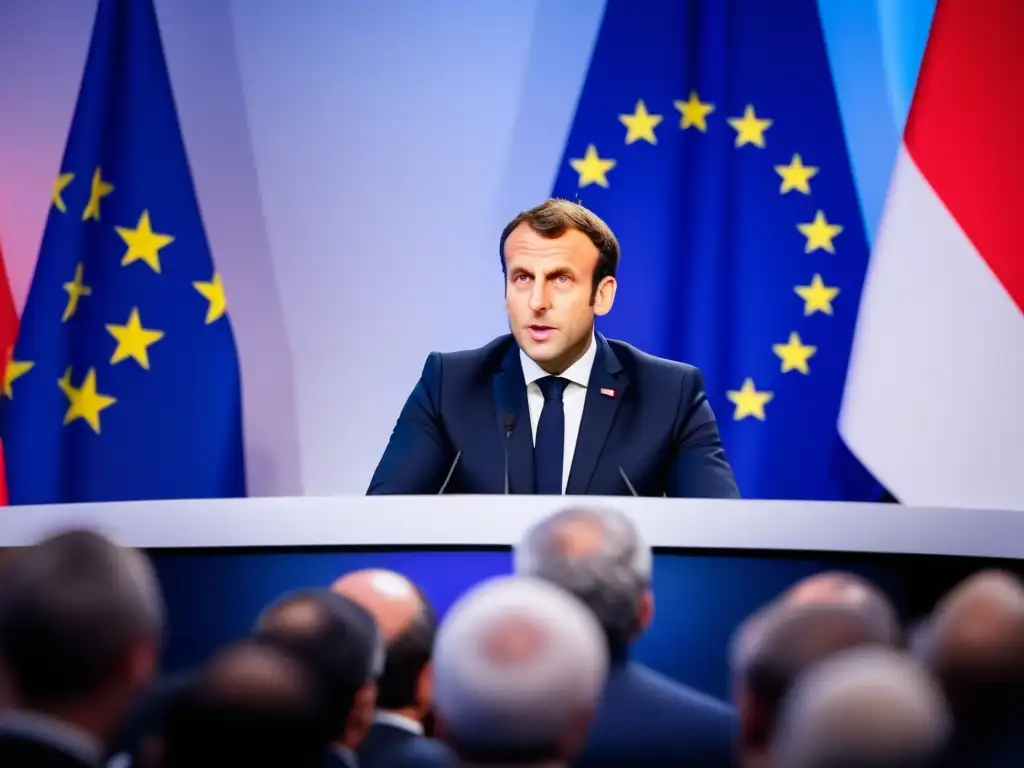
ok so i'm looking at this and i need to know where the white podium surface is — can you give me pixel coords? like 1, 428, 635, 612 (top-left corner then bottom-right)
0, 496, 1021, 559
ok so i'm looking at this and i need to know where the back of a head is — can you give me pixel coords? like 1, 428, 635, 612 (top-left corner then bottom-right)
160, 639, 327, 768
432, 575, 608, 764
784, 572, 901, 644
917, 570, 1024, 731
772, 647, 951, 768
733, 601, 900, 755
0, 528, 163, 708
253, 588, 383, 740
514, 506, 651, 658
331, 569, 437, 712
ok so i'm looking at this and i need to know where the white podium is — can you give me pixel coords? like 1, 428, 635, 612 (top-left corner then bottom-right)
0, 496, 1020, 559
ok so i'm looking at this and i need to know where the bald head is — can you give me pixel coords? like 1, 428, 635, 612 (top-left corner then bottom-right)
433, 575, 608, 763
332, 569, 437, 714
515, 506, 651, 657
772, 647, 951, 768
919, 570, 1024, 726
784, 572, 898, 637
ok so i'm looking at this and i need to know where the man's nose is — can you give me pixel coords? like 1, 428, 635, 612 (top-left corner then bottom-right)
529, 280, 550, 312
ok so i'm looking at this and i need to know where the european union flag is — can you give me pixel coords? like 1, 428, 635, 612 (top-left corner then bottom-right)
551, 0, 880, 500
0, 0, 246, 504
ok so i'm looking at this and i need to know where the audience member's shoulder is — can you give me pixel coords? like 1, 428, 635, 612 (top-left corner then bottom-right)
632, 663, 736, 720
605, 337, 702, 382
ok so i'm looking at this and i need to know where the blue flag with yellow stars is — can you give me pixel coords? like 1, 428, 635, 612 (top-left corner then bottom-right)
551, 0, 880, 500
0, 0, 246, 504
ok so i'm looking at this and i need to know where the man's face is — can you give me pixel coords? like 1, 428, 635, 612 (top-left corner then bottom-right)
503, 223, 615, 374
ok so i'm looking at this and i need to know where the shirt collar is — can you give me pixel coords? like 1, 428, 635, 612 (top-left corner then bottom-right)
331, 744, 359, 768
372, 710, 424, 736
519, 333, 596, 389
0, 709, 102, 765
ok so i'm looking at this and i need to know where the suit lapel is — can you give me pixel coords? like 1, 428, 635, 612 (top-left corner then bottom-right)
492, 344, 534, 494
566, 334, 629, 494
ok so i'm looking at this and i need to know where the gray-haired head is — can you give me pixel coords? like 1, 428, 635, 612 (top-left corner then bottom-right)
0, 528, 164, 712
772, 647, 951, 768
514, 506, 651, 658
432, 575, 608, 765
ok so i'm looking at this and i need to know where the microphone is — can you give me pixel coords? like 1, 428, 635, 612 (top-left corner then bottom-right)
438, 450, 462, 494
617, 466, 638, 497
502, 414, 516, 494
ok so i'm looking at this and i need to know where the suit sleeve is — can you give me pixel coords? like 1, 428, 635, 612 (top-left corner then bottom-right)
666, 367, 741, 498
366, 353, 455, 495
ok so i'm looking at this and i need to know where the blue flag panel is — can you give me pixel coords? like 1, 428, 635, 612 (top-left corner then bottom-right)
0, 0, 246, 504
551, 0, 881, 500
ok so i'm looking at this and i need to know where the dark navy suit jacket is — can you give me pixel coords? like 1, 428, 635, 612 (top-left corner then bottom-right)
575, 661, 738, 767
368, 334, 739, 497
356, 722, 456, 768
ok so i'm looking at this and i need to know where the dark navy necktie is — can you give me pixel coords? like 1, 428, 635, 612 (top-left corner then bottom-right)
534, 376, 569, 495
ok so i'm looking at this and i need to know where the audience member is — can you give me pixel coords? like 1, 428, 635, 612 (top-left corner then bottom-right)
332, 569, 455, 767
515, 505, 736, 766
916, 570, 1024, 766
731, 599, 899, 768
431, 575, 607, 767
782, 571, 901, 641
158, 638, 328, 768
0, 529, 163, 768
253, 588, 384, 768
771, 647, 951, 768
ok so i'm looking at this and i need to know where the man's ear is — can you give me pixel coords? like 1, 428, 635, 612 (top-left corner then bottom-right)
593, 276, 616, 316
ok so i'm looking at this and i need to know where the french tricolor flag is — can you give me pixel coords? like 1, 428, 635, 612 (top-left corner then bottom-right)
840, 0, 1024, 510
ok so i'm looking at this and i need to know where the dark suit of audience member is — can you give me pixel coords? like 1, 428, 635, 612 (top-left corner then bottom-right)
914, 571, 1024, 768
514, 506, 736, 767
0, 530, 164, 768
731, 598, 900, 768
332, 570, 456, 768
158, 638, 329, 768
253, 588, 384, 768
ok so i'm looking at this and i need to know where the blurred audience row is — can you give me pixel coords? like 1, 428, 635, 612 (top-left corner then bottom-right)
0, 506, 1022, 767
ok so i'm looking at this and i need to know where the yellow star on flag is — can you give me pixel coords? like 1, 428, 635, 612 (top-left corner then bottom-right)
673, 91, 715, 132
797, 210, 843, 254
569, 144, 616, 188
619, 100, 663, 145
727, 378, 774, 421
2, 348, 33, 399
116, 210, 175, 273
82, 167, 114, 221
774, 154, 818, 195
773, 332, 817, 374
727, 105, 772, 148
62, 263, 92, 322
193, 273, 227, 324
52, 173, 74, 213
106, 307, 165, 369
794, 274, 839, 316
61, 367, 116, 434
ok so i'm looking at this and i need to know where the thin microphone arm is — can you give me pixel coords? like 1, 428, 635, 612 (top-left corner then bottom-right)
618, 466, 638, 497
438, 451, 462, 494
503, 414, 516, 495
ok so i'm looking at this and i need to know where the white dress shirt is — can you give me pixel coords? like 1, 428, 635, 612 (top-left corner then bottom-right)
519, 334, 597, 494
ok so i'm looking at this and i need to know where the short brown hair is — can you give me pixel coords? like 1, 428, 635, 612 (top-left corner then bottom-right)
499, 199, 620, 298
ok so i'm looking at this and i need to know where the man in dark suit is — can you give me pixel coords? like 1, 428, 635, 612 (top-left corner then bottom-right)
158, 638, 331, 768
254, 589, 385, 768
332, 570, 455, 768
0, 529, 164, 768
515, 505, 737, 766
368, 199, 740, 497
